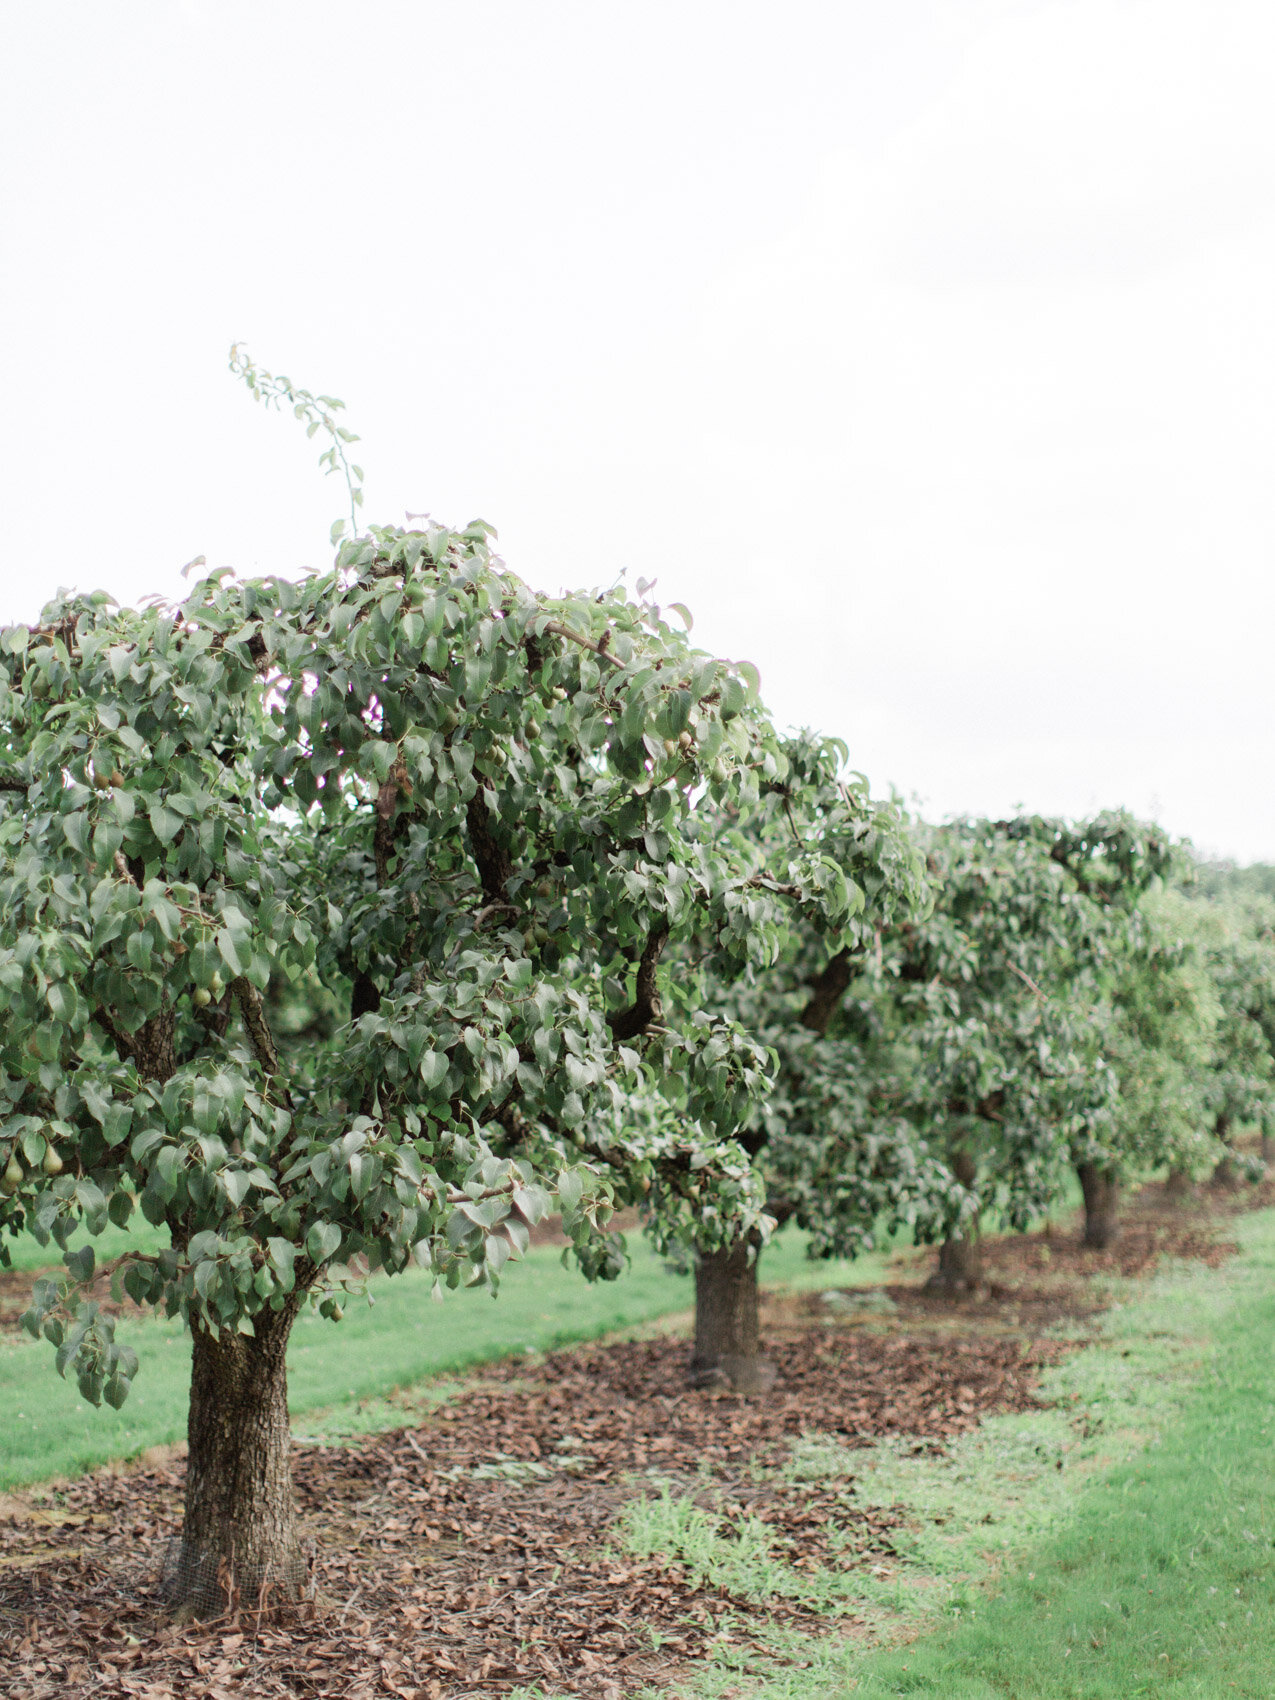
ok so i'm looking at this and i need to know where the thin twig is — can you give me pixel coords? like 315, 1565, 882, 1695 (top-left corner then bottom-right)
1006, 960, 1045, 999
539, 620, 623, 670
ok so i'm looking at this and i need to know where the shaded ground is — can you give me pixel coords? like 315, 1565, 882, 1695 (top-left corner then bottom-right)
0, 1183, 1254, 1700
865, 1181, 1240, 1333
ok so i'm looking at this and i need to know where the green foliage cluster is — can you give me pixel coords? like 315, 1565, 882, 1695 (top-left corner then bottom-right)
0, 482, 927, 1411
690, 803, 1253, 1265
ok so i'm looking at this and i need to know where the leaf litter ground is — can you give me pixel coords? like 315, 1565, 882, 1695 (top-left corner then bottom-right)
0, 1184, 1251, 1700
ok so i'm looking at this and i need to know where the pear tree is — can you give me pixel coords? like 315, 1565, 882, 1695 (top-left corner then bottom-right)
0, 520, 864, 1614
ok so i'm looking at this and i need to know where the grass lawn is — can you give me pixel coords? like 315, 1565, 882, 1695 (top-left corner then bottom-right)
0, 1221, 900, 1491
842, 1210, 1275, 1699
653, 1206, 1275, 1700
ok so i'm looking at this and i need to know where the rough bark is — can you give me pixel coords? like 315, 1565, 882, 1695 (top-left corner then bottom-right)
926, 1149, 981, 1294
165, 1304, 305, 1619
608, 927, 669, 1041
689, 1236, 775, 1393
1077, 1161, 1121, 1249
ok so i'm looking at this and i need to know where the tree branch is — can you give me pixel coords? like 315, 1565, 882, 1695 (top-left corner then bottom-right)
540, 620, 623, 671
746, 873, 802, 899
1006, 959, 1045, 999
93, 1001, 176, 1083
608, 927, 670, 1041
473, 900, 519, 930
465, 792, 513, 904
800, 947, 853, 1036
113, 850, 140, 887
92, 1006, 139, 1066
229, 977, 281, 1078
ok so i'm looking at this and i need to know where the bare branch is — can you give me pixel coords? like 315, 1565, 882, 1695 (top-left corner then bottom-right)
113, 851, 140, 887
473, 900, 520, 930
540, 620, 623, 671
1006, 959, 1045, 1000
746, 873, 802, 899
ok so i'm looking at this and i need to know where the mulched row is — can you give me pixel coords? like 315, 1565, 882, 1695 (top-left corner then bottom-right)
1, 1326, 1062, 1700
0, 1182, 1249, 1700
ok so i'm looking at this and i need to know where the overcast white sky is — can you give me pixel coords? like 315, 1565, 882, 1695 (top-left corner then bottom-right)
3, 0, 1272, 859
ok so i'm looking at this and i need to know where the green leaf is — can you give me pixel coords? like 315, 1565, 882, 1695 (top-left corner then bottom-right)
306, 1221, 341, 1263
103, 1375, 130, 1410
556, 1170, 583, 1214
62, 813, 90, 855
363, 740, 398, 782
215, 927, 246, 976
419, 1051, 449, 1090
125, 930, 153, 971
220, 1170, 251, 1208
147, 802, 183, 846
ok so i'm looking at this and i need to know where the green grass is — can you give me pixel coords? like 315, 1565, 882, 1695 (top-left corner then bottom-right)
843, 1213, 1275, 1698
1, 1214, 171, 1272
0, 1223, 896, 1491
632, 1209, 1275, 1700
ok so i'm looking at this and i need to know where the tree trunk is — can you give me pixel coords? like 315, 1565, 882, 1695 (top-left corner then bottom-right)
1164, 1166, 1193, 1199
1077, 1162, 1120, 1249
1211, 1113, 1238, 1190
925, 1233, 982, 1293
1211, 1154, 1239, 1190
926, 1149, 980, 1294
689, 1236, 774, 1392
164, 1304, 305, 1619
1263, 1128, 1275, 1168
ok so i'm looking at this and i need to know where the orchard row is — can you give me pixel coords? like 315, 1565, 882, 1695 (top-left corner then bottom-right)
0, 517, 1265, 1608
